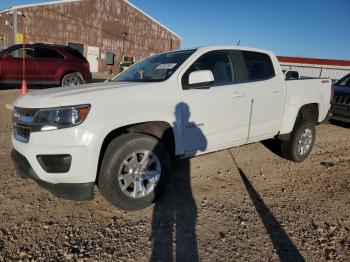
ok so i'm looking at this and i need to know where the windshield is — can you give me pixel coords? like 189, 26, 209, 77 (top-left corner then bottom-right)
113, 49, 196, 82
336, 74, 350, 88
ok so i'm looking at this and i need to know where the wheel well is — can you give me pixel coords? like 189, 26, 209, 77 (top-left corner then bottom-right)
96, 121, 175, 181
297, 104, 319, 124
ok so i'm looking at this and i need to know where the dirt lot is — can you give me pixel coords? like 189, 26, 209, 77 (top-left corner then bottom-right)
0, 88, 349, 262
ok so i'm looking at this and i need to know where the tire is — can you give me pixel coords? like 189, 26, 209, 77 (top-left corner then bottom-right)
280, 121, 316, 162
61, 73, 82, 86
98, 133, 171, 211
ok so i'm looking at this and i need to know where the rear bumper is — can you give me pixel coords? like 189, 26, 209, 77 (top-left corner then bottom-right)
11, 149, 94, 201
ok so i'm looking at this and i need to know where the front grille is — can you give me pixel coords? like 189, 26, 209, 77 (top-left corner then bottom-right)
333, 95, 350, 105
13, 107, 38, 143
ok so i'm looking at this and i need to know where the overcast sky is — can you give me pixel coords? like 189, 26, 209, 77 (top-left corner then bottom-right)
1, 0, 350, 60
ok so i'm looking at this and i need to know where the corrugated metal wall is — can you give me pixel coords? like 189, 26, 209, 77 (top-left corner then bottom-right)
12, 0, 180, 74
280, 63, 350, 80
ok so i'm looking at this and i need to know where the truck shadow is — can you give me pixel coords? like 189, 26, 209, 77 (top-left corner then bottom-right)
150, 103, 206, 262
235, 162, 305, 262
261, 139, 284, 158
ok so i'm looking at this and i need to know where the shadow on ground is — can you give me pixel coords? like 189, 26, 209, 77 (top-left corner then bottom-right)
329, 119, 350, 129
261, 139, 284, 159
232, 155, 305, 262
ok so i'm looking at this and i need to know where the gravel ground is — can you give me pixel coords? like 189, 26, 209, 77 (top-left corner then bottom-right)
0, 89, 349, 262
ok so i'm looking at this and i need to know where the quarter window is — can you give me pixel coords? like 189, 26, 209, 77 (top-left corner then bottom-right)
68, 42, 84, 54
242, 51, 275, 81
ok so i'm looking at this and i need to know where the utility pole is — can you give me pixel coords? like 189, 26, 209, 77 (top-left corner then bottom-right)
13, 9, 17, 44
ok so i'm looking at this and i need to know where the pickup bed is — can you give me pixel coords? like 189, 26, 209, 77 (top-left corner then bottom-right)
11, 45, 333, 210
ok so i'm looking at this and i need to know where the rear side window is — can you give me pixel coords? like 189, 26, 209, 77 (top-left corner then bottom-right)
65, 48, 87, 61
35, 47, 64, 59
242, 51, 275, 81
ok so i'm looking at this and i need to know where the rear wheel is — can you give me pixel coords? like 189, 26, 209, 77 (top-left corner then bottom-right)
61, 73, 82, 86
98, 133, 171, 211
280, 121, 316, 162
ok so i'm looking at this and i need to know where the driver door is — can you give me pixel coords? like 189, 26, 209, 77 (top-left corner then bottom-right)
180, 50, 251, 155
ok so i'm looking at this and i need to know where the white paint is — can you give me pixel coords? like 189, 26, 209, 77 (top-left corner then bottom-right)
87, 46, 99, 73
188, 70, 213, 85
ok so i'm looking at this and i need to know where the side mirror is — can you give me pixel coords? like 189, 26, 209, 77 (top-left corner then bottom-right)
285, 70, 299, 80
188, 70, 214, 89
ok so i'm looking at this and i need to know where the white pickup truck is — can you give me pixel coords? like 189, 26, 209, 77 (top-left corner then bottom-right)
11, 46, 333, 210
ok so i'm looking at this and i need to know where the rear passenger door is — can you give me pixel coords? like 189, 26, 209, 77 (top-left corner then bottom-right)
240, 51, 286, 140
34, 47, 65, 82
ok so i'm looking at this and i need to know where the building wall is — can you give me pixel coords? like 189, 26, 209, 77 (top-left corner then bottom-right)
0, 14, 14, 47
5, 0, 181, 74
280, 63, 350, 80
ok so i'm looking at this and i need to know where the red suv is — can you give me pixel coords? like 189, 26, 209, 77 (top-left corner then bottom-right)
0, 44, 92, 86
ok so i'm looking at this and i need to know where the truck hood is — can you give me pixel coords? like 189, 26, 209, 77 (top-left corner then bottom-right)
14, 81, 151, 108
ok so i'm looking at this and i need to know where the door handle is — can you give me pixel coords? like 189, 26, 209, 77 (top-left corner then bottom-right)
233, 92, 246, 98
272, 88, 281, 93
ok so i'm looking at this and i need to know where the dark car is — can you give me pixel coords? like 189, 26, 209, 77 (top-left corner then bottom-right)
0, 43, 92, 86
331, 73, 350, 123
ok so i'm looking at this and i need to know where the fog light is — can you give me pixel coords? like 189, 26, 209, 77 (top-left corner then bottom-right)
37, 155, 72, 173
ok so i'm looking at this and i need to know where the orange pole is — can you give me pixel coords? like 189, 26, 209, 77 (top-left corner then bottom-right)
21, 35, 28, 94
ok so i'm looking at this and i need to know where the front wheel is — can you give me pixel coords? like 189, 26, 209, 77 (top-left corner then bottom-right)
280, 121, 316, 162
98, 133, 171, 211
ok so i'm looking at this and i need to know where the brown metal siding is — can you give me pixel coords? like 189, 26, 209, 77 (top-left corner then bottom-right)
6, 0, 180, 74
0, 15, 15, 47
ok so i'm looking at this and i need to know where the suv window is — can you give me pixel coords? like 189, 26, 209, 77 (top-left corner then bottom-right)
65, 48, 87, 61
35, 47, 64, 59
10, 47, 35, 59
182, 51, 235, 89
242, 51, 275, 81
336, 74, 350, 87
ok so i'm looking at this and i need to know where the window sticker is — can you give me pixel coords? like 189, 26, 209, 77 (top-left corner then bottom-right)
156, 63, 177, 70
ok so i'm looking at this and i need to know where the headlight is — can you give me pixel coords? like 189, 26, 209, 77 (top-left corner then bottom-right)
32, 104, 90, 131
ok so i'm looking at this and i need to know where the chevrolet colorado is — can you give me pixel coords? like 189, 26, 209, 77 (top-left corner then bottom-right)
11, 46, 333, 210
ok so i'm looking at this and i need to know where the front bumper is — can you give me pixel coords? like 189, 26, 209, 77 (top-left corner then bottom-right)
331, 104, 350, 123
11, 149, 94, 201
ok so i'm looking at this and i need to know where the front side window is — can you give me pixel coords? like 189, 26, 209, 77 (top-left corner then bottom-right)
113, 49, 196, 82
10, 47, 35, 59
242, 51, 275, 81
182, 51, 235, 89
336, 74, 350, 88
35, 47, 64, 59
